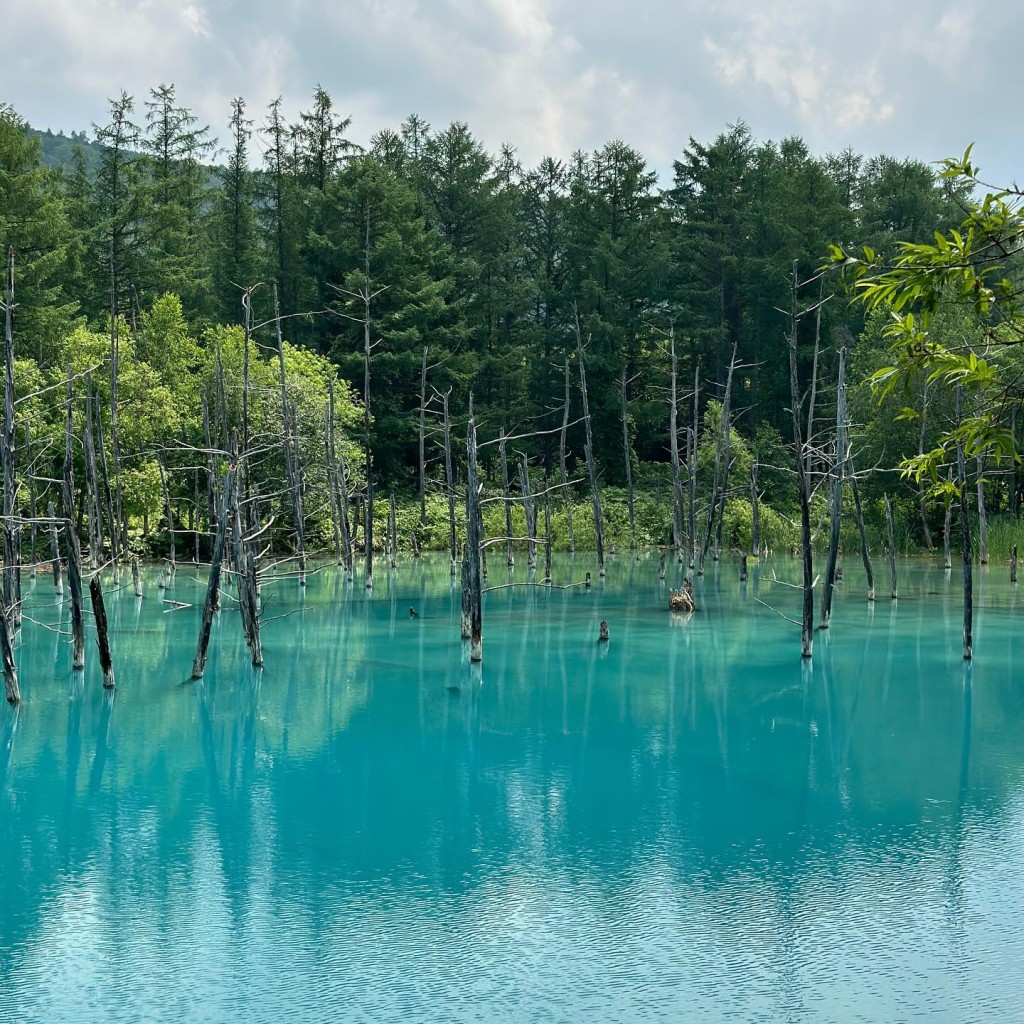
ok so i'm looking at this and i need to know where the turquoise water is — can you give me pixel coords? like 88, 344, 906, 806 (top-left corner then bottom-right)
2, 555, 1023, 1023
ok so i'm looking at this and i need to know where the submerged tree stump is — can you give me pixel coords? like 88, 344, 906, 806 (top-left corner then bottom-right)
669, 580, 695, 613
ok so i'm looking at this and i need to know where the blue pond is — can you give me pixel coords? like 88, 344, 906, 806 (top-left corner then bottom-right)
1, 555, 1022, 1022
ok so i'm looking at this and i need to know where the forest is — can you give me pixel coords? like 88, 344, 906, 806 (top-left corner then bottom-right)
0, 83, 1021, 587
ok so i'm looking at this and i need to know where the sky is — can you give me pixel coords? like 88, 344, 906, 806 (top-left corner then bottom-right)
1, 0, 1021, 187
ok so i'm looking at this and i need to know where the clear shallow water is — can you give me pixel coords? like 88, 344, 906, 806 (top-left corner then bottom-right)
1, 554, 1023, 1023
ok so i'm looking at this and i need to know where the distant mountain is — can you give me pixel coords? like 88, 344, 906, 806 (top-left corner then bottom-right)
28, 127, 104, 175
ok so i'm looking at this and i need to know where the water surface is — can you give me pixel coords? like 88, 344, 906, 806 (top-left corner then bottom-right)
2, 555, 1022, 1023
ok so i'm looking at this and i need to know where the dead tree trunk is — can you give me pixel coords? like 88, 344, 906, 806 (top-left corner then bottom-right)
47, 501, 63, 594
132, 554, 141, 598
202, 395, 217, 532
2, 250, 18, 624
976, 455, 988, 565
274, 284, 307, 585
688, 365, 700, 570
419, 345, 428, 524
750, 459, 760, 558
543, 486, 553, 583
191, 452, 237, 679
499, 429, 515, 567
88, 575, 115, 690
0, 598, 17, 704
460, 544, 471, 639
326, 379, 353, 573
957, 388, 973, 660
1011, 544, 1018, 584
519, 454, 537, 571
819, 345, 846, 629
575, 315, 604, 576
850, 471, 875, 601
83, 376, 102, 569
788, 262, 814, 659
917, 381, 934, 549
619, 373, 637, 553
108, 252, 124, 565
442, 389, 456, 573
559, 358, 575, 554
884, 493, 898, 599
24, 424, 36, 567
699, 344, 737, 576
92, 380, 118, 569
669, 331, 685, 562
388, 493, 398, 569
466, 397, 483, 662
62, 369, 85, 670
943, 469, 953, 570
231, 474, 262, 667
158, 458, 176, 572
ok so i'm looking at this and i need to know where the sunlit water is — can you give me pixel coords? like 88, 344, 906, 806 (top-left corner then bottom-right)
1, 554, 1022, 1023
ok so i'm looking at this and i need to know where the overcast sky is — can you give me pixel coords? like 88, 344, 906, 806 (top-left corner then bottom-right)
2, 0, 1020, 186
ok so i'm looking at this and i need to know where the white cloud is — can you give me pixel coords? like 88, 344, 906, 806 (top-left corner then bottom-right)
0, 0, 1018, 186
